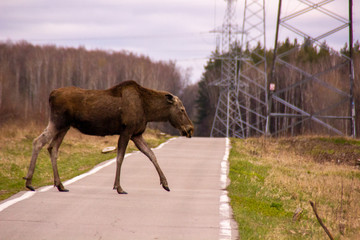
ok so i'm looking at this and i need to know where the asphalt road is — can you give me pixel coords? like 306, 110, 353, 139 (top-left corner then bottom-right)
0, 137, 237, 240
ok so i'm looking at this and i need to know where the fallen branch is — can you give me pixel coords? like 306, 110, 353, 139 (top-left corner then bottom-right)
309, 201, 334, 240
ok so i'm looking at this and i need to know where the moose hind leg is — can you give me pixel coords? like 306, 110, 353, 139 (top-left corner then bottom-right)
24, 123, 56, 191
47, 128, 69, 192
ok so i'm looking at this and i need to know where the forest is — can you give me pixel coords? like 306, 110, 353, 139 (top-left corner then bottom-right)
0, 39, 359, 137
0, 40, 194, 135
196, 38, 360, 137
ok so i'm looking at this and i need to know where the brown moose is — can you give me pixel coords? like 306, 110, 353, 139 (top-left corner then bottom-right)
24, 80, 194, 194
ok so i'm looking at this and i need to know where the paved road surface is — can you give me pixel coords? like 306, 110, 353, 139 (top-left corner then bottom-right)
0, 137, 237, 240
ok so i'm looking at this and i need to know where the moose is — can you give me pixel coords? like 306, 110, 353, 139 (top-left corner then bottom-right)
24, 80, 194, 194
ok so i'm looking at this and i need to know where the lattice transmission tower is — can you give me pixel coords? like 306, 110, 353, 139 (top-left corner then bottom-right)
211, 0, 244, 138
269, 0, 356, 137
210, 0, 268, 138
238, 0, 268, 137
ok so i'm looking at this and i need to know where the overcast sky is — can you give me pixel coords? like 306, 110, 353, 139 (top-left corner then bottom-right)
0, 0, 359, 84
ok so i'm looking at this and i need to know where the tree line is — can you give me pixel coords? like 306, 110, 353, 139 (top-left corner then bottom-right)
195, 39, 360, 137
0, 40, 189, 134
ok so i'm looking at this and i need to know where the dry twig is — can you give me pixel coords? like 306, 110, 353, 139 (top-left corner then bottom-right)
309, 201, 334, 240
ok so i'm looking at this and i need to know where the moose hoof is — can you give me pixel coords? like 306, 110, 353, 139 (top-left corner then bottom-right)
114, 186, 127, 194
26, 185, 35, 191
162, 184, 170, 192
24, 177, 35, 191
117, 188, 128, 194
56, 184, 69, 192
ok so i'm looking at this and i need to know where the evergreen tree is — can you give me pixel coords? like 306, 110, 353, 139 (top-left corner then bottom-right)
195, 53, 221, 136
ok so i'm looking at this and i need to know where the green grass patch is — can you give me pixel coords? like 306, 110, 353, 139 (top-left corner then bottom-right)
228, 140, 293, 239
318, 137, 360, 146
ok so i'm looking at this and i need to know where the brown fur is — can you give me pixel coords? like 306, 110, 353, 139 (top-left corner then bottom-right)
24, 80, 194, 194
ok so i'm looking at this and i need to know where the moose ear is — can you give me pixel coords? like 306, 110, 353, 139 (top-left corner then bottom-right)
165, 94, 175, 104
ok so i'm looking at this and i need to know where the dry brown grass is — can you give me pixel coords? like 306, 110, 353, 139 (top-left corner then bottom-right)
0, 121, 167, 154
0, 121, 118, 147
231, 136, 360, 239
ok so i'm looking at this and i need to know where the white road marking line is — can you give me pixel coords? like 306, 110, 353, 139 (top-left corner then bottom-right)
0, 153, 132, 212
63, 154, 131, 187
153, 137, 177, 150
219, 138, 232, 240
0, 191, 35, 212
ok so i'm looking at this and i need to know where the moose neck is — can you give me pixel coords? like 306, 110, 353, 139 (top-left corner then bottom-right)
143, 89, 171, 123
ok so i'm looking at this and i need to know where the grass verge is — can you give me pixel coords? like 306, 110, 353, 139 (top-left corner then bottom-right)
228, 137, 360, 240
0, 122, 171, 201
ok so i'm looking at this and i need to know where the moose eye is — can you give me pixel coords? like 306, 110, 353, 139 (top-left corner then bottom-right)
180, 109, 185, 113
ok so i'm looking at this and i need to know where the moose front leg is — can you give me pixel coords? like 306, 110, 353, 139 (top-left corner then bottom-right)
131, 134, 170, 192
113, 134, 130, 194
